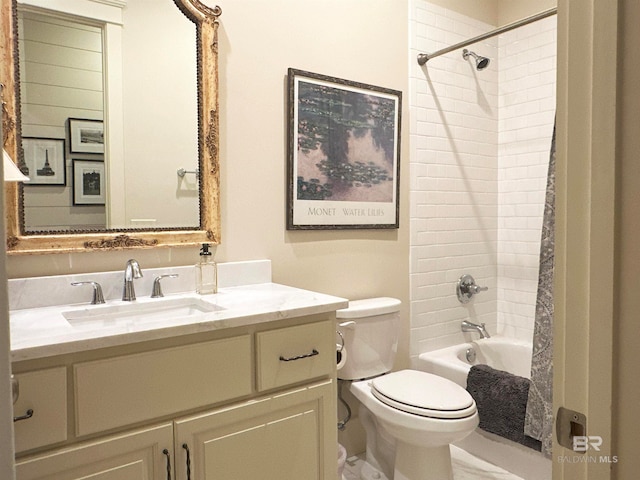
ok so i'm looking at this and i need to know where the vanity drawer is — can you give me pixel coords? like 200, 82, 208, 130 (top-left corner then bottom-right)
13, 367, 67, 454
74, 335, 252, 436
256, 320, 334, 391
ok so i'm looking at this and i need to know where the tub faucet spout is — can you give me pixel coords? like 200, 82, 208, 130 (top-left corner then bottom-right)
123, 259, 143, 301
461, 320, 491, 339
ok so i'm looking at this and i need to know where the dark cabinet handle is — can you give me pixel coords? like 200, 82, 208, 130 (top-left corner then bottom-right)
162, 449, 172, 480
182, 444, 192, 480
279, 349, 319, 362
13, 409, 34, 422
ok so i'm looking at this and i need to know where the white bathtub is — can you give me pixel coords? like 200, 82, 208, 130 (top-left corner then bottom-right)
417, 337, 551, 480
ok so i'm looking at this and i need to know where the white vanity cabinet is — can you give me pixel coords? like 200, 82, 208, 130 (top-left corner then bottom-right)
12, 317, 338, 480
15, 423, 174, 480
175, 379, 334, 480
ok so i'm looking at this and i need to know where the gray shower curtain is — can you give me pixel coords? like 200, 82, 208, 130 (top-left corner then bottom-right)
524, 123, 555, 458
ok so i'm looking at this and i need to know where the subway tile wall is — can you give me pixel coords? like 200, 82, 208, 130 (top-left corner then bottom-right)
497, 16, 557, 341
409, 1, 557, 363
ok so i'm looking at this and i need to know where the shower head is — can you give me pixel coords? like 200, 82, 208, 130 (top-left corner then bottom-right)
462, 49, 490, 71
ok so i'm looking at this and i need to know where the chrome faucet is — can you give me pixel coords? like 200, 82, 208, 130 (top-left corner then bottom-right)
122, 259, 143, 301
461, 320, 491, 339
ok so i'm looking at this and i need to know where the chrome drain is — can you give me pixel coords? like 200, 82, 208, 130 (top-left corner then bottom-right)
465, 347, 476, 363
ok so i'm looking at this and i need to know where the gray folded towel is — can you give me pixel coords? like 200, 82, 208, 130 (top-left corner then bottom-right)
466, 364, 541, 451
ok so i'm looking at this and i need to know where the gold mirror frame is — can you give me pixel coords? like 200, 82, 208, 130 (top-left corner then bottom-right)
1, 0, 221, 255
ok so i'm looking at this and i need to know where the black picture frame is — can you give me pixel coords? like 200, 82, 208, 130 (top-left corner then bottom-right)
68, 118, 104, 154
21, 137, 67, 186
72, 159, 105, 205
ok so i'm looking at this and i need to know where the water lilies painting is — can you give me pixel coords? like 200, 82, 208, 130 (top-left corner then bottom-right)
287, 69, 401, 230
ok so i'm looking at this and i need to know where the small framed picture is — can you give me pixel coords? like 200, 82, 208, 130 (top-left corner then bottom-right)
68, 118, 104, 154
73, 160, 105, 205
22, 137, 66, 185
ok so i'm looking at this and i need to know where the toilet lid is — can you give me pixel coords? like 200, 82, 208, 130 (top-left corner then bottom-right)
371, 370, 476, 419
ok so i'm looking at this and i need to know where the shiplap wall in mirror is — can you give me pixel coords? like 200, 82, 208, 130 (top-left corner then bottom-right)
19, 11, 106, 231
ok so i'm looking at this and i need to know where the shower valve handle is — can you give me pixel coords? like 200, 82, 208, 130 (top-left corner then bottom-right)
469, 285, 488, 294
456, 274, 488, 303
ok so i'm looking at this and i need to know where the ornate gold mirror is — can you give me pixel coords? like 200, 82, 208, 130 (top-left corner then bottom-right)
1, 0, 221, 254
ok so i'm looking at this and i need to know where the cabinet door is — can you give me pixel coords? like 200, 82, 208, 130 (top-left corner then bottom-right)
175, 379, 336, 480
13, 367, 67, 454
15, 423, 173, 480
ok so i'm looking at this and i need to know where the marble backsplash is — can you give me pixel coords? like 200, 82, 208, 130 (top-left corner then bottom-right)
8, 259, 272, 311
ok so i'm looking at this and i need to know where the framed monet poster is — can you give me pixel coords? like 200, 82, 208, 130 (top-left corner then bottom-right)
22, 137, 66, 185
68, 118, 104, 154
72, 160, 105, 205
287, 68, 402, 230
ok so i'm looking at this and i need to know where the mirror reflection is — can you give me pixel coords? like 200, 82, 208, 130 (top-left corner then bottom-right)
18, 0, 200, 233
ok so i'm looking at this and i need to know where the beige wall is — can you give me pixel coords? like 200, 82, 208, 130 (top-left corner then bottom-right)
425, 0, 557, 27
6, 0, 411, 359
1, 83, 16, 480
425, 0, 497, 25
0, 236, 14, 477
217, 0, 409, 308
614, 0, 640, 475
497, 0, 557, 26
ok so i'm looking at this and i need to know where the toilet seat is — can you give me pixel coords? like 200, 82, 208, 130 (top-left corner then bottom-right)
371, 370, 476, 419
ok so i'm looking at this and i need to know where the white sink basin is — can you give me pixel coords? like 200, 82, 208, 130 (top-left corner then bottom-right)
63, 297, 224, 330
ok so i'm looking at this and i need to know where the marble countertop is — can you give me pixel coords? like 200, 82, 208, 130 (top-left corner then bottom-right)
10, 282, 348, 362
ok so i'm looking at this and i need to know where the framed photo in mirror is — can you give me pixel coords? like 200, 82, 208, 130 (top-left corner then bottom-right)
287, 68, 402, 230
22, 137, 67, 186
73, 160, 106, 205
68, 118, 104, 154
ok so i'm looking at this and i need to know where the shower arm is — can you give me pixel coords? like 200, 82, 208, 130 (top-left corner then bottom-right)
417, 7, 557, 66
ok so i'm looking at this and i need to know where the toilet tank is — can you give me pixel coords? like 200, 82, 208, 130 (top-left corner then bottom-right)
336, 297, 401, 381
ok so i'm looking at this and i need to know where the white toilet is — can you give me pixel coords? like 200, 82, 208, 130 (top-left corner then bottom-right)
337, 298, 478, 480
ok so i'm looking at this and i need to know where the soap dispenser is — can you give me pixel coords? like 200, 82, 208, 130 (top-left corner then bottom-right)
196, 243, 217, 294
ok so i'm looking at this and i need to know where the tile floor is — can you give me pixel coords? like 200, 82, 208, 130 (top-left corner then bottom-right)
342, 446, 524, 480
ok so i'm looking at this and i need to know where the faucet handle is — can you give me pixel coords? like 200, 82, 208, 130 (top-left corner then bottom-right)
151, 274, 179, 298
71, 281, 105, 305
456, 274, 488, 303
470, 285, 489, 294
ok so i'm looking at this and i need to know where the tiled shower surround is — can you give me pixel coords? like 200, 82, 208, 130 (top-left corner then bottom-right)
409, 1, 557, 362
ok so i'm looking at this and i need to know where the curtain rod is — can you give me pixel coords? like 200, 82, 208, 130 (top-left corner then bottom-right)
417, 7, 557, 66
